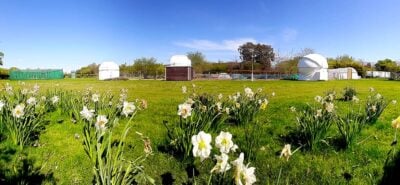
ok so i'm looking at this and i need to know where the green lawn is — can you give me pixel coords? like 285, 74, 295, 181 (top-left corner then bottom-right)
1, 78, 400, 184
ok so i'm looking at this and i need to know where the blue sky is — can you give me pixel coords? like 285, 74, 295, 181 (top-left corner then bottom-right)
1, 0, 400, 72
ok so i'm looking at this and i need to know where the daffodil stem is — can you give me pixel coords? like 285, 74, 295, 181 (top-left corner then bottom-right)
276, 165, 283, 185
207, 173, 213, 185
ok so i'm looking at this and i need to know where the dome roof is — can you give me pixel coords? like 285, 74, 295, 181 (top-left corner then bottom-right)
298, 54, 328, 68
170, 55, 191, 67
99, 61, 119, 71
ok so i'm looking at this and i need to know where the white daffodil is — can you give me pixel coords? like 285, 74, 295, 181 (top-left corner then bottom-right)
280, 144, 292, 161
182, 86, 187, 94
80, 106, 95, 121
178, 103, 192, 118
95, 115, 108, 132
0, 100, 5, 111
211, 153, 231, 173
371, 105, 377, 112
51, 96, 59, 104
216, 102, 222, 111
232, 153, 245, 184
21, 88, 28, 95
231, 144, 239, 152
242, 165, 257, 185
122, 101, 136, 117
12, 104, 25, 118
325, 102, 334, 113
26, 97, 36, 105
186, 98, 194, 105
392, 116, 400, 129
290, 106, 296, 112
316, 109, 322, 117
369, 87, 375, 92
392, 100, 397, 105
218, 93, 223, 100
314, 95, 322, 103
33, 84, 40, 92
225, 107, 230, 114
235, 103, 241, 109
271, 92, 275, 97
232, 153, 256, 185
244, 87, 254, 98
5, 83, 12, 92
191, 131, 212, 161
92, 93, 100, 102
376, 93, 382, 99
215, 131, 234, 154
352, 96, 359, 103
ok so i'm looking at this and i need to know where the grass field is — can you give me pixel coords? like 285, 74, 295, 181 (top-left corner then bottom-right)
1, 78, 400, 184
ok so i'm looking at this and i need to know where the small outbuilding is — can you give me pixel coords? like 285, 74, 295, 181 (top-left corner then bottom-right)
9, 69, 64, 80
298, 54, 328, 81
328, 67, 360, 80
366, 71, 391, 78
165, 55, 193, 81
99, 61, 120, 80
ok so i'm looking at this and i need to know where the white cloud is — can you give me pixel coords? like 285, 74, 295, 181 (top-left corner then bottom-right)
282, 28, 298, 42
174, 38, 257, 51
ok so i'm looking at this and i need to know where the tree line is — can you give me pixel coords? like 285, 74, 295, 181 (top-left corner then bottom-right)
50, 42, 400, 78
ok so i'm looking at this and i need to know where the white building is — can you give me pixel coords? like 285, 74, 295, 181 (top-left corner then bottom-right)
165, 55, 193, 81
328, 67, 360, 80
298, 54, 328, 81
366, 71, 391, 78
99, 61, 120, 80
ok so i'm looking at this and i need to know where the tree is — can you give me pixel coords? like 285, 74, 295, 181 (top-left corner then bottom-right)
238, 42, 275, 70
187, 51, 209, 74
133, 57, 159, 79
328, 55, 366, 77
76, 63, 99, 77
0, 51, 4, 65
375, 58, 398, 72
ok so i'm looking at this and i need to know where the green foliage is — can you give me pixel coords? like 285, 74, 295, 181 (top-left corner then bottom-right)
336, 106, 366, 149
0, 51, 3, 65
187, 51, 208, 74
375, 58, 398, 72
164, 91, 228, 161
238, 42, 275, 69
76, 63, 99, 77
342, 86, 357, 101
226, 88, 269, 126
328, 55, 366, 77
276, 57, 299, 74
294, 97, 335, 151
365, 90, 389, 124
120, 58, 164, 79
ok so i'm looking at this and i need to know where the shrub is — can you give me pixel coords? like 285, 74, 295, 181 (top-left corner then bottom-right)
342, 87, 357, 101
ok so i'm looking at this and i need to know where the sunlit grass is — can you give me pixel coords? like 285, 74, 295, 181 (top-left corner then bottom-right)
1, 78, 400, 184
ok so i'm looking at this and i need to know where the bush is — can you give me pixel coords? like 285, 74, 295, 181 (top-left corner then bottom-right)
342, 87, 357, 101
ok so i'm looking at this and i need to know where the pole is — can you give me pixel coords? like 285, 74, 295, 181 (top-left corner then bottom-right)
251, 51, 254, 82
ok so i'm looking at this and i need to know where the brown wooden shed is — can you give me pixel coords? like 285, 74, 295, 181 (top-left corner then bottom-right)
165, 55, 193, 81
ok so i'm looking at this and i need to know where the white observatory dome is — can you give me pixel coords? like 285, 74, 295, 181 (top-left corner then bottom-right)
170, 55, 191, 67
99, 61, 120, 80
298, 54, 328, 69
99, 61, 119, 71
298, 54, 328, 81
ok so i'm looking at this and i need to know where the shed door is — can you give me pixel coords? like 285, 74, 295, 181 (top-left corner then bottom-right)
347, 68, 352, 80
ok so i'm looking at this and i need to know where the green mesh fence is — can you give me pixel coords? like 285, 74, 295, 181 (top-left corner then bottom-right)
9, 69, 64, 80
